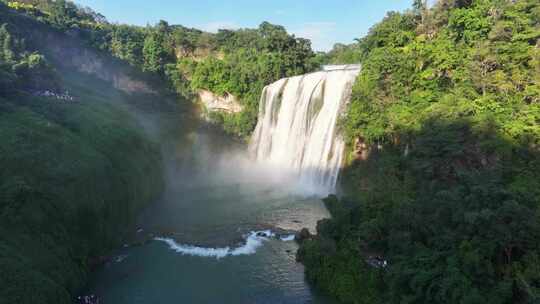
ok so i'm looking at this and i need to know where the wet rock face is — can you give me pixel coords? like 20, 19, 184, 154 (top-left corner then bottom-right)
353, 137, 370, 160
44, 33, 156, 95
198, 90, 243, 114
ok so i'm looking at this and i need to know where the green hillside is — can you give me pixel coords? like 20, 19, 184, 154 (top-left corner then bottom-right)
298, 1, 540, 303
0, 3, 166, 303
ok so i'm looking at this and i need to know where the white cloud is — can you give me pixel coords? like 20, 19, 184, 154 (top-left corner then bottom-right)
291, 22, 337, 52
199, 21, 240, 33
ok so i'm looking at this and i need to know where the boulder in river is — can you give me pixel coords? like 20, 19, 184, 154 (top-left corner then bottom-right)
256, 231, 270, 237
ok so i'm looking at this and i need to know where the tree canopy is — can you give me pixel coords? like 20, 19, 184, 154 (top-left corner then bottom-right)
299, 0, 540, 303
2, 0, 320, 136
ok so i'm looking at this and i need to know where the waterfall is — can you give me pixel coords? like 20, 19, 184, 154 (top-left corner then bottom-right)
249, 65, 360, 196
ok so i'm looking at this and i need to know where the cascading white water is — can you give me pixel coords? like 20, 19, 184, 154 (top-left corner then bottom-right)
249, 65, 360, 196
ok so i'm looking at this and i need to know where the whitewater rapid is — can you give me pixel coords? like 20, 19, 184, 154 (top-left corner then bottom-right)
155, 230, 296, 259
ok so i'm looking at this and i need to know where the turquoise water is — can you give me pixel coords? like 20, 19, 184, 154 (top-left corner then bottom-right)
87, 235, 330, 303
84, 119, 335, 303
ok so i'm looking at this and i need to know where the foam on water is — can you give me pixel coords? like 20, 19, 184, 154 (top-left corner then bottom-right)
280, 234, 295, 241
155, 230, 286, 259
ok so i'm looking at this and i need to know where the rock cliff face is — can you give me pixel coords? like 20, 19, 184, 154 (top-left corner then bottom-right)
198, 89, 243, 113
46, 38, 156, 94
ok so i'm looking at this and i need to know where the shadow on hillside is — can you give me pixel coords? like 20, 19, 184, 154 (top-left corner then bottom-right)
305, 116, 540, 303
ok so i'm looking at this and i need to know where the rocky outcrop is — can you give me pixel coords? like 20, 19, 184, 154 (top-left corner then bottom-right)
353, 137, 371, 160
112, 73, 156, 94
198, 89, 243, 114
44, 32, 156, 95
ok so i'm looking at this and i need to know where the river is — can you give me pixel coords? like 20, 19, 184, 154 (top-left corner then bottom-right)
83, 110, 336, 303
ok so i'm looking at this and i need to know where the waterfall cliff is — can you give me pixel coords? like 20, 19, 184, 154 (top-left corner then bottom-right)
249, 66, 360, 195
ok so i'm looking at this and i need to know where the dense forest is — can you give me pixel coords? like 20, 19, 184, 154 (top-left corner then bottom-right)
298, 0, 540, 303
2, 0, 319, 136
2, 0, 540, 303
0, 2, 167, 303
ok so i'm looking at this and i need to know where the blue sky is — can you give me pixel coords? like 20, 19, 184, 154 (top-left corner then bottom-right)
73, 0, 415, 51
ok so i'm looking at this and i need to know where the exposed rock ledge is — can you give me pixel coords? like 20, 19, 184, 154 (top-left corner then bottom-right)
46, 33, 156, 95
71, 48, 156, 94
198, 90, 243, 113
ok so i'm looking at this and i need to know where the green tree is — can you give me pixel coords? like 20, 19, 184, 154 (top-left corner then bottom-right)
110, 25, 144, 66
142, 20, 174, 74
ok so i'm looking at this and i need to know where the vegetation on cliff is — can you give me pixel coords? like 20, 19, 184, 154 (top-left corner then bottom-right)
0, 3, 164, 303
0, 1, 320, 302
0, 21, 60, 92
2, 0, 319, 136
4, 1, 539, 303
298, 0, 540, 303
187, 23, 317, 135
